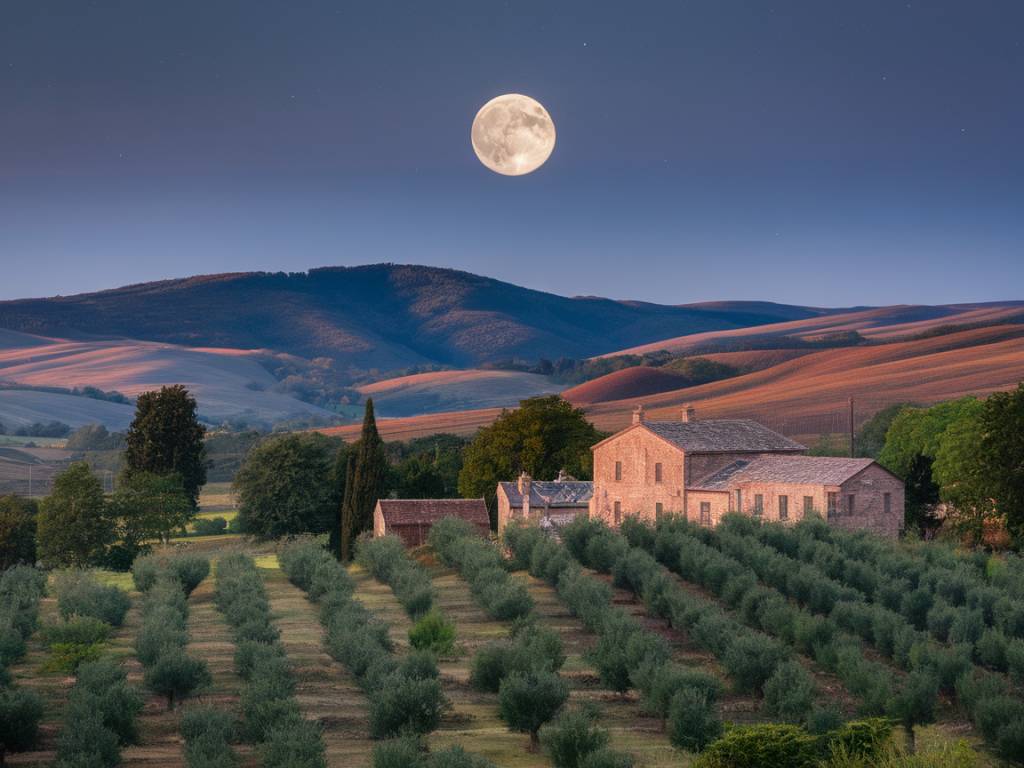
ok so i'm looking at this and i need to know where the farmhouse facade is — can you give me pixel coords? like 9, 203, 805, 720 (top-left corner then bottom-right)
496, 470, 593, 536
589, 405, 904, 537
373, 498, 490, 547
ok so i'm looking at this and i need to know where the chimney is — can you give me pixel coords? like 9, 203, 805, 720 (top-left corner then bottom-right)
632, 404, 646, 424
681, 404, 696, 423
518, 472, 532, 518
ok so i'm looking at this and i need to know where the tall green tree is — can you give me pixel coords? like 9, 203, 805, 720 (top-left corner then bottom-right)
36, 463, 113, 567
123, 385, 207, 508
0, 496, 37, 570
108, 472, 193, 547
339, 399, 387, 560
977, 383, 1024, 547
458, 396, 603, 529
234, 433, 342, 539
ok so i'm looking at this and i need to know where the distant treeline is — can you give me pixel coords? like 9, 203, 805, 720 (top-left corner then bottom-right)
0, 381, 131, 404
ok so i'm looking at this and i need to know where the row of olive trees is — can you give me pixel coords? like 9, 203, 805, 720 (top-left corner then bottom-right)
213, 552, 325, 768
427, 519, 582, 755
0, 566, 47, 765
132, 554, 211, 712
740, 513, 1024, 679
633, 514, 1024, 762
504, 522, 727, 754
279, 541, 447, 746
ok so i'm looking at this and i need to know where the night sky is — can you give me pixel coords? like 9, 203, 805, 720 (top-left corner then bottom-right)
2, 1, 1022, 305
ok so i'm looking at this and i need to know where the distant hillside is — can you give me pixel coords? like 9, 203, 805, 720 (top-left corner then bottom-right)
320, 323, 1024, 442
0, 265, 825, 371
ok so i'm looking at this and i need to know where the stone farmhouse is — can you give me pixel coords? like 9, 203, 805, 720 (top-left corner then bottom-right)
496, 470, 593, 536
373, 498, 490, 547
588, 405, 904, 537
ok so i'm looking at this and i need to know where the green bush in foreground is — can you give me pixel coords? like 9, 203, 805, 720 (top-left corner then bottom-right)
368, 675, 446, 739
72, 658, 144, 746
668, 687, 722, 753
261, 717, 326, 768
408, 611, 456, 655
55, 708, 121, 768
693, 723, 819, 768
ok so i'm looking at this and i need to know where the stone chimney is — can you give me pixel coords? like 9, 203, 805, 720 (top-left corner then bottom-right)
518, 472, 532, 518
681, 404, 696, 423
632, 404, 646, 424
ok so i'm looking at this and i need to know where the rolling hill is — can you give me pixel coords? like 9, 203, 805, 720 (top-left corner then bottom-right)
0, 264, 826, 370
320, 323, 1024, 442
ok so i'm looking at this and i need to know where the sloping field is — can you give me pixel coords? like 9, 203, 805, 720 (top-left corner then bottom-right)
0, 332, 334, 427
603, 302, 1024, 358
320, 324, 1024, 441
562, 367, 691, 405
697, 349, 814, 371
357, 369, 561, 417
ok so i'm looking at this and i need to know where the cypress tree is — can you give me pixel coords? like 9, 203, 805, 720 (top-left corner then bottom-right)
339, 400, 387, 560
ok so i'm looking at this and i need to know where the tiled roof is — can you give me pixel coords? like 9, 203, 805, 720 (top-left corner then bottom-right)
498, 480, 593, 508
376, 498, 489, 527
691, 455, 877, 490
643, 419, 806, 454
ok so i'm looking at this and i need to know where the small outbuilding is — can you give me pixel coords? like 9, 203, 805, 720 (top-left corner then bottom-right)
373, 498, 491, 547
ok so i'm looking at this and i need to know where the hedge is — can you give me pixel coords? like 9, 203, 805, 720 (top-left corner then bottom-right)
357, 535, 434, 618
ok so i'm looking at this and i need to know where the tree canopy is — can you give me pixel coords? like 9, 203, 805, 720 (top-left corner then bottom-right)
123, 385, 207, 508
234, 432, 344, 539
109, 472, 193, 547
0, 496, 38, 570
458, 396, 603, 528
37, 462, 113, 567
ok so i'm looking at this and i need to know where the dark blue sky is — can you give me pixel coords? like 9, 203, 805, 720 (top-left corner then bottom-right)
2, 1, 1021, 305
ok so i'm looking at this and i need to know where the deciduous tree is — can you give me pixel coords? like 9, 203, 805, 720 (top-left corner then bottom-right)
458, 396, 603, 528
37, 463, 113, 567
0, 496, 37, 570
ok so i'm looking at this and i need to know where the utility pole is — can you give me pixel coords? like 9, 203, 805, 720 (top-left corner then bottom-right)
848, 396, 855, 457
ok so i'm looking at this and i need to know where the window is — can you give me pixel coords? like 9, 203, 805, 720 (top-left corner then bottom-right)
655, 463, 663, 483
779, 495, 789, 521
700, 502, 711, 526
613, 501, 622, 525
655, 502, 663, 520
883, 492, 891, 515
614, 461, 622, 481
753, 494, 764, 517
846, 494, 856, 516
735, 490, 742, 512
827, 492, 838, 518
803, 496, 815, 515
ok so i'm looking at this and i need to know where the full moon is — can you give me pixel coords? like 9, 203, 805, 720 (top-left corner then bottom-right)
471, 94, 556, 176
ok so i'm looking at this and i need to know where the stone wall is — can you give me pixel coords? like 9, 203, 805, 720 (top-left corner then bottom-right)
836, 464, 905, 538
591, 426, 684, 525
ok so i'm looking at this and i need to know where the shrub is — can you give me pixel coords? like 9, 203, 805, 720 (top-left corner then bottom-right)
667, 687, 722, 753
824, 718, 894, 762
240, 683, 301, 743
636, 663, 722, 726
55, 709, 121, 768
692, 723, 819, 768
498, 670, 569, 751
470, 642, 516, 692
373, 737, 425, 768
261, 717, 326, 768
369, 674, 447, 738
132, 554, 162, 591
805, 706, 845, 736
41, 641, 104, 673
181, 705, 237, 743
887, 670, 939, 754
55, 572, 131, 627
72, 659, 143, 745
0, 687, 45, 760
540, 705, 609, 768
428, 745, 500, 768
169, 555, 211, 595
721, 634, 789, 694
193, 517, 228, 536
136, 612, 188, 667
409, 611, 456, 655
235, 640, 285, 680
42, 616, 112, 646
144, 647, 212, 710
763, 661, 815, 723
